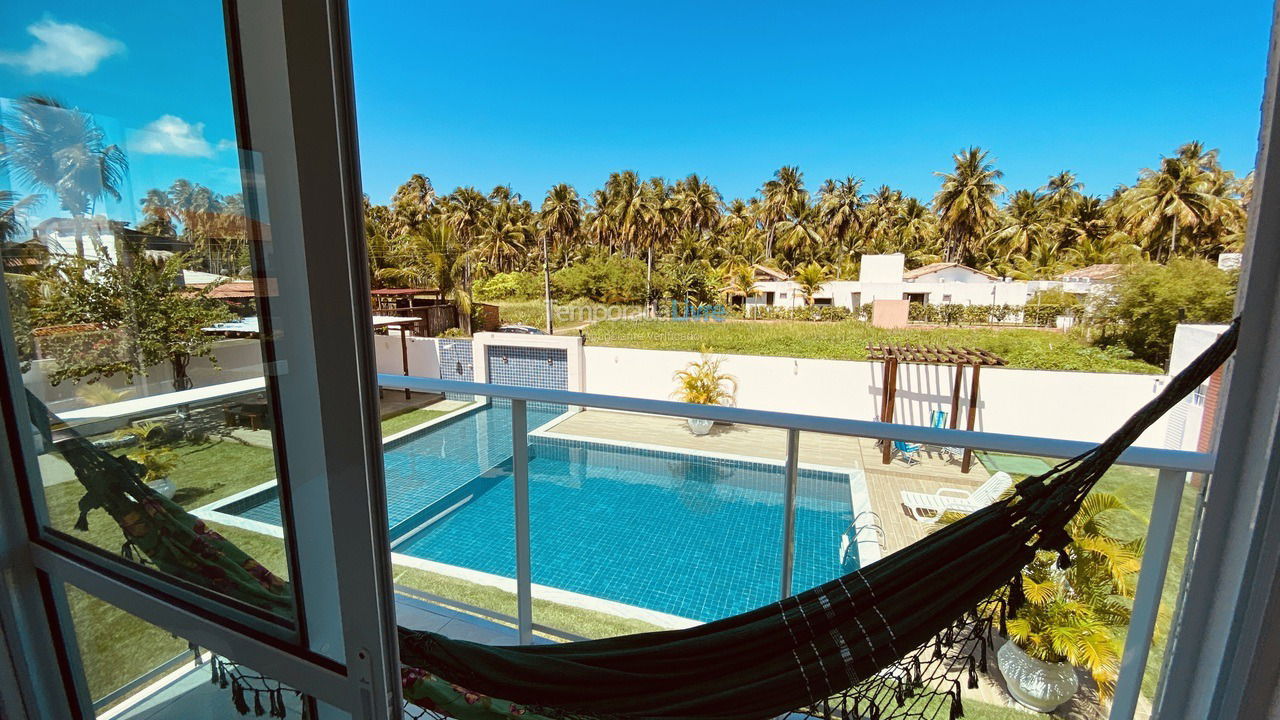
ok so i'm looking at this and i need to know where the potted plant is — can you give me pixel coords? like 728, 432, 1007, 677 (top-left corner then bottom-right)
128, 446, 180, 498
671, 351, 737, 436
114, 422, 180, 498
996, 493, 1139, 712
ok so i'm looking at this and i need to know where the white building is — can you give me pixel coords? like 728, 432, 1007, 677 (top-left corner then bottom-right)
745, 253, 1029, 311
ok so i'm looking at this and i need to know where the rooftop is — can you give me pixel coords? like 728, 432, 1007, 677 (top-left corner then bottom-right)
902, 262, 998, 281
1061, 263, 1124, 281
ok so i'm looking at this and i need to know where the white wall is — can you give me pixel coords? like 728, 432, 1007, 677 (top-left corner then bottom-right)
583, 346, 1171, 446
372, 333, 441, 379
859, 254, 905, 282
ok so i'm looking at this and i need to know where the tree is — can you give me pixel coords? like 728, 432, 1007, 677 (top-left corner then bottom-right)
723, 263, 759, 306
792, 262, 830, 305
989, 189, 1051, 255
760, 166, 807, 258
33, 251, 232, 390
0, 96, 128, 258
539, 184, 582, 333
1096, 259, 1237, 366
933, 147, 1005, 263
377, 223, 474, 333
1114, 143, 1240, 262
817, 177, 864, 255
774, 197, 825, 269
389, 173, 436, 237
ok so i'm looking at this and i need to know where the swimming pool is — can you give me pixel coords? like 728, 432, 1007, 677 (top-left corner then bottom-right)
220, 399, 861, 623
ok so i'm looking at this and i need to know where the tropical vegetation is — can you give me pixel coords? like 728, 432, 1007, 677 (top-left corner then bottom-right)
671, 352, 738, 406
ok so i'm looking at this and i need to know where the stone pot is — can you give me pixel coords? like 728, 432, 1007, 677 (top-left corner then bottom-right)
997, 640, 1079, 712
687, 418, 714, 436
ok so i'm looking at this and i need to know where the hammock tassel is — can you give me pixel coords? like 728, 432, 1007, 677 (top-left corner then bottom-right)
231, 678, 250, 715
1008, 577, 1026, 617
950, 691, 965, 720
254, 689, 266, 716
271, 688, 287, 718
932, 636, 944, 659
73, 509, 90, 532
912, 656, 922, 685
210, 656, 220, 685
967, 655, 980, 689
1056, 547, 1072, 570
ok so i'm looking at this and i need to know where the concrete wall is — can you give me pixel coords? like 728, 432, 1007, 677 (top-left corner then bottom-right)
24, 338, 265, 411
582, 345, 1172, 446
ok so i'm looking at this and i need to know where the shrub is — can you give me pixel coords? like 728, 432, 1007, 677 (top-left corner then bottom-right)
554, 255, 647, 303
746, 306, 854, 322
475, 272, 541, 301
961, 304, 991, 325
1094, 259, 1237, 366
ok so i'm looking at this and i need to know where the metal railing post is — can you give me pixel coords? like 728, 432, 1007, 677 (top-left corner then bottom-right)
780, 429, 800, 599
511, 399, 533, 644
1109, 468, 1188, 720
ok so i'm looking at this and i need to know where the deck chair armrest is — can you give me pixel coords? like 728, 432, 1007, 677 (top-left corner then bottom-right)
935, 488, 970, 498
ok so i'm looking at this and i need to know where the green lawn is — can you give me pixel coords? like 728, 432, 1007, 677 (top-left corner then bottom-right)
380, 405, 457, 436
584, 319, 1160, 374
494, 299, 645, 333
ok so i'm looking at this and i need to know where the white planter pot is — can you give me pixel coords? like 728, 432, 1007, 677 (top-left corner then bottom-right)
997, 641, 1079, 712
147, 477, 177, 499
687, 418, 714, 436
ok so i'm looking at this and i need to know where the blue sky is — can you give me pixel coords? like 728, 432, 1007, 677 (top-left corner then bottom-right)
0, 1, 1272, 227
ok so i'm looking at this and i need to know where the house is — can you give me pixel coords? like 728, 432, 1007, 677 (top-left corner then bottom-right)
33, 217, 190, 263
745, 253, 1029, 311
1058, 263, 1123, 298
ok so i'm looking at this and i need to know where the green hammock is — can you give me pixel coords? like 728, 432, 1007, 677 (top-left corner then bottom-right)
28, 318, 1239, 720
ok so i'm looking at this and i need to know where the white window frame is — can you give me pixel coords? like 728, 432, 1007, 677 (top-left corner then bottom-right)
0, 0, 399, 717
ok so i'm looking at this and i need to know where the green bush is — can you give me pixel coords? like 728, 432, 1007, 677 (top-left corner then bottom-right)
747, 305, 854, 322
1094, 259, 1237, 366
553, 254, 647, 303
475, 272, 541, 301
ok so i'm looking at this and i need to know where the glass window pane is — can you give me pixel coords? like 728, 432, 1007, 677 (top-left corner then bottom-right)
0, 3, 297, 622
59, 583, 313, 719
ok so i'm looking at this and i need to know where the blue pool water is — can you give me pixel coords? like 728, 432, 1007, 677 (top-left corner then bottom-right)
224, 400, 856, 623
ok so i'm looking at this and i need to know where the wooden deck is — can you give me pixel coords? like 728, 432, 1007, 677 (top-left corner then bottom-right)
542, 409, 991, 555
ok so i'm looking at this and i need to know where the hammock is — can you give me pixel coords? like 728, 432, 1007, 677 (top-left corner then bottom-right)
29, 318, 1239, 720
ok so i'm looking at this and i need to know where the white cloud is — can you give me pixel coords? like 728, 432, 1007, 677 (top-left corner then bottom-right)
0, 19, 124, 76
130, 115, 216, 158
215, 138, 237, 152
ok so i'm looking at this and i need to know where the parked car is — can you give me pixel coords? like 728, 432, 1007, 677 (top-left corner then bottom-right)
496, 324, 546, 335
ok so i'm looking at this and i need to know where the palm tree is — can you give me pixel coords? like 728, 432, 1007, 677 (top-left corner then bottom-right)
390, 173, 436, 237
0, 190, 41, 243
760, 166, 807, 258
933, 147, 1005, 263
442, 187, 492, 333
673, 174, 722, 236
376, 223, 474, 330
792, 262, 830, 305
539, 183, 582, 333
138, 188, 176, 237
817, 177, 864, 255
774, 196, 825, 268
635, 178, 675, 316
1116, 153, 1221, 262
0, 96, 128, 258
723, 263, 758, 306
989, 189, 1051, 255
1040, 170, 1083, 217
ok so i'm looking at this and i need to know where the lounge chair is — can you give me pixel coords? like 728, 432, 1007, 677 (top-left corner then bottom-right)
929, 410, 965, 464
900, 472, 1013, 522
892, 440, 922, 466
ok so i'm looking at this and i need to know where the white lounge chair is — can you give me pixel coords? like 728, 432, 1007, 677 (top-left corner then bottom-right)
900, 472, 1013, 523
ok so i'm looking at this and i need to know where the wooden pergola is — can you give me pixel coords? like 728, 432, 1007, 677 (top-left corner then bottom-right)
866, 343, 1006, 472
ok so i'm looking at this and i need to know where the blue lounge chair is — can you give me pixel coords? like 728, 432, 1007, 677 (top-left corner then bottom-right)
930, 410, 965, 464
892, 440, 922, 466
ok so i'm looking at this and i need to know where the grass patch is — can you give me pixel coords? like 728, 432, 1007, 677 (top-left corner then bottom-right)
381, 406, 455, 437
584, 319, 1160, 374
494, 299, 645, 334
